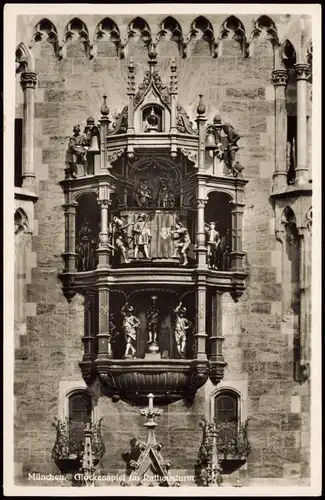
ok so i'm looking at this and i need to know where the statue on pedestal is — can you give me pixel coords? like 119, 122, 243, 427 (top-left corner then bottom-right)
205, 222, 221, 270
132, 213, 152, 260
121, 304, 141, 359
158, 176, 176, 208
111, 216, 130, 264
65, 124, 89, 178
171, 222, 191, 266
146, 296, 160, 347
134, 179, 153, 208
174, 301, 191, 358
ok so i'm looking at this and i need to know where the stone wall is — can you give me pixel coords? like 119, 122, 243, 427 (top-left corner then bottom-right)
14, 14, 311, 485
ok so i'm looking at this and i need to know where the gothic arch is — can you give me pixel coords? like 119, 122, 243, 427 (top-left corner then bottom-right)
15, 42, 35, 73
249, 15, 279, 57
157, 17, 183, 56
15, 208, 29, 234
61, 17, 90, 58
124, 17, 151, 56
32, 18, 58, 44
94, 18, 120, 57
218, 16, 247, 56
185, 16, 215, 56
280, 39, 297, 69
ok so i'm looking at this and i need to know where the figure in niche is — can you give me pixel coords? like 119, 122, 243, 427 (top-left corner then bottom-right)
171, 221, 191, 266
134, 179, 153, 208
174, 301, 191, 358
121, 304, 141, 359
205, 222, 221, 270
76, 220, 94, 271
158, 175, 176, 208
111, 216, 131, 264
132, 213, 152, 260
220, 229, 231, 271
146, 295, 160, 345
65, 124, 89, 178
145, 107, 159, 132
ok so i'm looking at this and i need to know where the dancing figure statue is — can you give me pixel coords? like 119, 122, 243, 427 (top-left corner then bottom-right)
132, 214, 152, 260
111, 216, 130, 264
134, 179, 153, 208
174, 301, 191, 358
146, 296, 160, 345
121, 304, 141, 359
65, 124, 89, 178
205, 222, 221, 270
171, 222, 191, 266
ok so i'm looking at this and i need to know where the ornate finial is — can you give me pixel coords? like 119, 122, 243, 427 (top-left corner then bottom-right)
148, 45, 157, 74
197, 94, 206, 116
127, 58, 136, 94
100, 95, 109, 116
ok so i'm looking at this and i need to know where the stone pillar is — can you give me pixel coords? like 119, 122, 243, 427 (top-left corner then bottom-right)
297, 228, 310, 381
97, 183, 111, 269
96, 287, 112, 360
196, 194, 208, 269
229, 201, 245, 270
62, 187, 78, 272
271, 69, 288, 193
20, 71, 37, 190
196, 94, 207, 169
170, 58, 178, 136
195, 283, 208, 360
293, 63, 310, 186
82, 293, 96, 362
209, 292, 226, 385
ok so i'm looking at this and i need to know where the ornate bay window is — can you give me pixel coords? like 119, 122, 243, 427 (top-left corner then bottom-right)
59, 53, 249, 405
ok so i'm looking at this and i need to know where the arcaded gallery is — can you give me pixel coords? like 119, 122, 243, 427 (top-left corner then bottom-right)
14, 13, 312, 486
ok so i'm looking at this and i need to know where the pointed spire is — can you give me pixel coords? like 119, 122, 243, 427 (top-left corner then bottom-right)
127, 57, 136, 95
169, 57, 178, 94
197, 93, 206, 116
100, 94, 109, 117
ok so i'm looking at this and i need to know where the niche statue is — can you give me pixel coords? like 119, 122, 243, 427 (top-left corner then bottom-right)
121, 304, 141, 359
134, 179, 153, 208
146, 295, 160, 346
205, 222, 221, 270
132, 213, 152, 260
171, 222, 191, 266
65, 124, 89, 178
174, 301, 191, 358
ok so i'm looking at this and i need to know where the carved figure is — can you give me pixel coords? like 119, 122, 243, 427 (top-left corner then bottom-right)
220, 230, 231, 271
132, 214, 152, 260
65, 124, 89, 178
146, 296, 160, 345
174, 301, 191, 357
158, 176, 176, 208
134, 179, 153, 208
145, 107, 159, 132
171, 222, 191, 266
223, 122, 241, 174
121, 304, 141, 358
76, 220, 94, 271
83, 116, 100, 151
111, 216, 130, 264
205, 222, 221, 270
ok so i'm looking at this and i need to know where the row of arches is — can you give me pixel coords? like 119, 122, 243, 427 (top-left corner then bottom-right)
18, 15, 311, 61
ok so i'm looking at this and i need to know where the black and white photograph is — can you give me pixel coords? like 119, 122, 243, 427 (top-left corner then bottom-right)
3, 3, 321, 496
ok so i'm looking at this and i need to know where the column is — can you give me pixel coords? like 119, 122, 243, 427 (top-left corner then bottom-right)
62, 188, 78, 272
195, 284, 208, 360
82, 293, 96, 362
271, 69, 288, 193
196, 94, 207, 169
96, 287, 112, 360
97, 183, 111, 269
229, 201, 245, 270
293, 63, 310, 185
209, 292, 226, 385
297, 229, 309, 381
20, 71, 37, 190
196, 193, 208, 269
